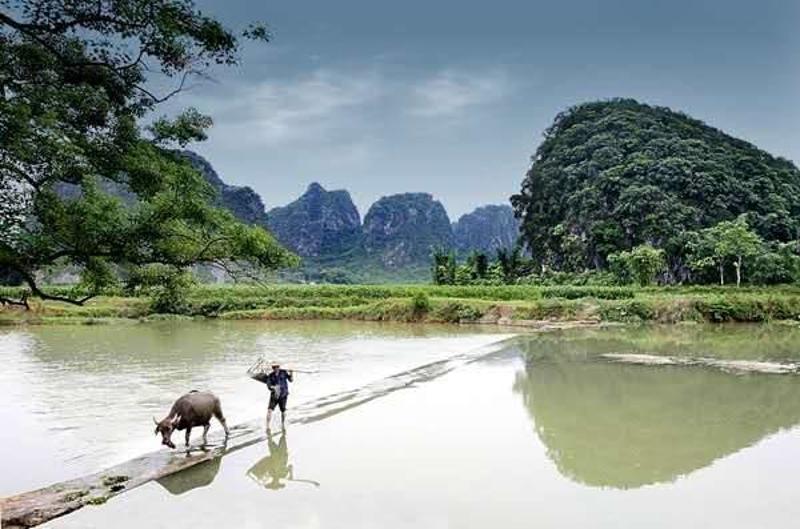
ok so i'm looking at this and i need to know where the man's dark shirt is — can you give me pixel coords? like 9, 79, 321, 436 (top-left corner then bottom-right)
266, 369, 293, 397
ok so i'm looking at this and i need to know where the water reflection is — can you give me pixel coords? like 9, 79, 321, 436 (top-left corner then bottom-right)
520, 323, 800, 362
247, 432, 320, 490
156, 457, 222, 495
1, 320, 504, 495
514, 342, 800, 489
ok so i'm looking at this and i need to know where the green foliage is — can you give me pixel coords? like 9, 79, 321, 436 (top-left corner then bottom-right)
512, 99, 800, 279
608, 244, 666, 286
472, 252, 489, 279
0, 0, 295, 306
148, 109, 213, 146
6, 283, 800, 325
689, 216, 763, 286
431, 248, 457, 285
540, 286, 634, 300
314, 268, 356, 285
485, 263, 506, 285
410, 292, 431, 319
496, 242, 532, 283
750, 246, 800, 285
431, 301, 484, 323
454, 264, 473, 285
128, 264, 195, 314
519, 269, 619, 286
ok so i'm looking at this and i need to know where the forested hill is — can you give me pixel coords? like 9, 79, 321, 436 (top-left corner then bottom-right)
512, 99, 800, 274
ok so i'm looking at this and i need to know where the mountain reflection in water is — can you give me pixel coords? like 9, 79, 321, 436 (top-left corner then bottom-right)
514, 338, 800, 489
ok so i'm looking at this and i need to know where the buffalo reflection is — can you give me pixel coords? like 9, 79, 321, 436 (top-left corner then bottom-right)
247, 432, 320, 490
514, 349, 800, 489
157, 456, 222, 495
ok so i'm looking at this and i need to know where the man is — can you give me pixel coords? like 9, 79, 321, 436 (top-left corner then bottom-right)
265, 363, 293, 431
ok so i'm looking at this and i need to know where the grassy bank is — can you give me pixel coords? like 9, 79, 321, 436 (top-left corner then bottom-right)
4, 284, 800, 326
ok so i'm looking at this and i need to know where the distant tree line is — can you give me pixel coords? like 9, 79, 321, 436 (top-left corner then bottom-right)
433, 215, 800, 287
432, 244, 533, 286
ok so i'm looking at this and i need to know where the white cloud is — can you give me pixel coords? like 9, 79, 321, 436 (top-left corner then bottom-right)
410, 69, 511, 117
196, 69, 384, 146
178, 67, 513, 153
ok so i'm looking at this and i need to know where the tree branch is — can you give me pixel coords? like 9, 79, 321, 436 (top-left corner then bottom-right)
8, 260, 97, 306
0, 293, 29, 309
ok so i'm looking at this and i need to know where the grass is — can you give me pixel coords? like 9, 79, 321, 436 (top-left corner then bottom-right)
3, 284, 800, 325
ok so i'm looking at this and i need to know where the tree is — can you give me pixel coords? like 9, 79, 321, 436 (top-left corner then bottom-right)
0, 0, 296, 306
496, 244, 525, 284
472, 252, 489, 279
691, 216, 763, 286
431, 248, 456, 285
454, 263, 473, 285
608, 244, 666, 286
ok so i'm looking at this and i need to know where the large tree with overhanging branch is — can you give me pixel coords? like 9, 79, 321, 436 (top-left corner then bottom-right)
0, 0, 297, 306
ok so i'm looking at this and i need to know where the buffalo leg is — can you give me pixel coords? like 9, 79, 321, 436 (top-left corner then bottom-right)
185, 427, 192, 448
202, 423, 210, 445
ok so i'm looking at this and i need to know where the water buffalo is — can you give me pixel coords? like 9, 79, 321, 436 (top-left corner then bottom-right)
154, 391, 230, 449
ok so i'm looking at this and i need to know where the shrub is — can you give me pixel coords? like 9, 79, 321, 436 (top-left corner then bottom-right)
540, 286, 634, 300
127, 265, 195, 314
432, 301, 484, 323
410, 292, 431, 319
750, 251, 800, 285
608, 244, 666, 286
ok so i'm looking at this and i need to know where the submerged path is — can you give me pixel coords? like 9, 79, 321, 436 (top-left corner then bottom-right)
0, 338, 515, 528
601, 353, 800, 374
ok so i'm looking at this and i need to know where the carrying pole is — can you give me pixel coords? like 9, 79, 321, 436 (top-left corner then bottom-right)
247, 356, 318, 375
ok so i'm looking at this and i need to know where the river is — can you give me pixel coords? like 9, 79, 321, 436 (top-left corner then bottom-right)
0, 320, 510, 496
3, 321, 800, 528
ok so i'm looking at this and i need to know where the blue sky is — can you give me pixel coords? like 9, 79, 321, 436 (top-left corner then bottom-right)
170, 0, 800, 219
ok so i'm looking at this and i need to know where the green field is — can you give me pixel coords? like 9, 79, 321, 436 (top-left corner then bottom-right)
4, 284, 800, 326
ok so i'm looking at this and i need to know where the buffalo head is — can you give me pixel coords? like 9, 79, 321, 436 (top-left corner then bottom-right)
154, 415, 181, 449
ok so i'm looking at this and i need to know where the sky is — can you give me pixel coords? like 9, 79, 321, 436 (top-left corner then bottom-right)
164, 0, 800, 220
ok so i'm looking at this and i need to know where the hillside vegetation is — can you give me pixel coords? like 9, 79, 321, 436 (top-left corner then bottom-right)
512, 99, 800, 282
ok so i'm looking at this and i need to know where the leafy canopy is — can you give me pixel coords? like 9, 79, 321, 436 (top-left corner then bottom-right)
608, 244, 666, 286
0, 0, 296, 305
688, 215, 762, 286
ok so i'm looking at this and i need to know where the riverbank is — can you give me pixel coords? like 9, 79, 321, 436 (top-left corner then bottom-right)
3, 284, 800, 326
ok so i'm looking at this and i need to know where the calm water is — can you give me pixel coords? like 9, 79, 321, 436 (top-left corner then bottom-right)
0, 320, 510, 496
6, 322, 800, 528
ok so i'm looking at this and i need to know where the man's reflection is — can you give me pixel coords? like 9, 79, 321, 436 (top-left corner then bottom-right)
247, 431, 320, 490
